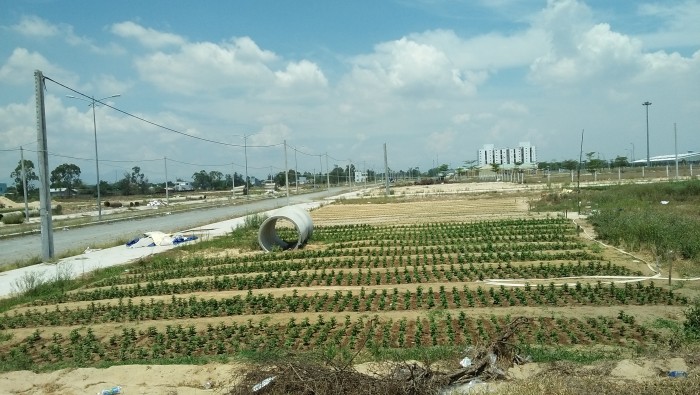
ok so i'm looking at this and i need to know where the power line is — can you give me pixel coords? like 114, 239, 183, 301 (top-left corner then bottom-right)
44, 75, 282, 149
37, 74, 350, 174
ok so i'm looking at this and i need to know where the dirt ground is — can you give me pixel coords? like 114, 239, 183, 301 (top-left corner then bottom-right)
1, 183, 697, 394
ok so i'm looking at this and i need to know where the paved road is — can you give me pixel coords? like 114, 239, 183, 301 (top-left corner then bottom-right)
0, 188, 348, 266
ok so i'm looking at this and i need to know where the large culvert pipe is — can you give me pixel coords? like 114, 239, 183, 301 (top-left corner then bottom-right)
258, 206, 314, 252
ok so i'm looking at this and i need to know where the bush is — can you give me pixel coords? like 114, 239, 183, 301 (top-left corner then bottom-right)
52, 204, 62, 215
11, 271, 45, 296
1, 213, 24, 225
684, 298, 700, 340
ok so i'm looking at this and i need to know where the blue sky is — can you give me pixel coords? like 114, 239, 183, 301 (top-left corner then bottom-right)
1, 0, 699, 186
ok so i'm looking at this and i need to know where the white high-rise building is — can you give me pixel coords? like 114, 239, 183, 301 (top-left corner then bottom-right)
478, 142, 537, 168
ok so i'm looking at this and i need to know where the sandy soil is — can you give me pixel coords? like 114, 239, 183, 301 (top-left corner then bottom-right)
0, 363, 242, 395
0, 355, 690, 395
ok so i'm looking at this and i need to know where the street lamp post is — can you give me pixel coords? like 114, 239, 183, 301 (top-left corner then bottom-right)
629, 142, 635, 167
642, 101, 652, 167
66, 94, 120, 221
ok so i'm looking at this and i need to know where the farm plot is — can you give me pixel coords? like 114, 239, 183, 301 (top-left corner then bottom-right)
0, 214, 687, 372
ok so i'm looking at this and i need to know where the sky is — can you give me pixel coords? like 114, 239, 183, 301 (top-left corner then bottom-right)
1, 0, 699, 186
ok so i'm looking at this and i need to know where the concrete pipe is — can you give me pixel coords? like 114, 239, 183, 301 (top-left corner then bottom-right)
258, 206, 314, 252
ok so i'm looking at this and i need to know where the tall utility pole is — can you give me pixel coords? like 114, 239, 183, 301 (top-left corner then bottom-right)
164, 157, 169, 205
319, 154, 323, 190
20, 147, 30, 220
244, 134, 249, 200
325, 153, 330, 189
674, 123, 679, 180
66, 93, 120, 220
283, 140, 289, 205
643, 101, 652, 167
577, 129, 584, 215
294, 147, 298, 194
384, 143, 390, 196
35, 70, 54, 261
630, 142, 635, 167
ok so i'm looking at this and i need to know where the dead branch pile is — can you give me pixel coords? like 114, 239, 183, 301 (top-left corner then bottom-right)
226, 360, 446, 395
446, 316, 530, 384
227, 317, 530, 395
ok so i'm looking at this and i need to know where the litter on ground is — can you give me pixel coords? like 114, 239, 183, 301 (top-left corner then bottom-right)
126, 231, 197, 248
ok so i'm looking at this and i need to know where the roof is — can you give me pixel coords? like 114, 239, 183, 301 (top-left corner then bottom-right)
632, 151, 700, 164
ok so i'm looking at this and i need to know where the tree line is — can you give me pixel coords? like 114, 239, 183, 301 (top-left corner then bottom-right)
6, 160, 371, 199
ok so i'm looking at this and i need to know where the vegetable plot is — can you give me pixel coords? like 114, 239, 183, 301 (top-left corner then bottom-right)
0, 217, 683, 371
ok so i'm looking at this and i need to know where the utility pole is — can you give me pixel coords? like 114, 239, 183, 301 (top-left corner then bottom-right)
674, 123, 679, 180
164, 157, 169, 205
643, 101, 652, 167
384, 143, 390, 196
577, 129, 584, 215
244, 134, 249, 200
20, 147, 30, 220
294, 147, 298, 194
35, 70, 54, 261
319, 154, 323, 190
325, 153, 330, 189
284, 140, 289, 205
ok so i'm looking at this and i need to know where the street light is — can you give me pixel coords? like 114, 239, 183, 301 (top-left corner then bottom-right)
642, 101, 652, 167
66, 94, 120, 220
629, 142, 635, 167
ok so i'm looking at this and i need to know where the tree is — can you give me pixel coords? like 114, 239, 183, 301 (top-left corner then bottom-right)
490, 163, 501, 174
561, 160, 579, 172
585, 152, 606, 175
50, 163, 81, 197
131, 166, 149, 194
209, 171, 224, 190
612, 156, 629, 168
116, 166, 149, 195
10, 159, 38, 196
192, 170, 211, 190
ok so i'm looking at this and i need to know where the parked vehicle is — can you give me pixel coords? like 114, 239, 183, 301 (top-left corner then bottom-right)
174, 182, 194, 192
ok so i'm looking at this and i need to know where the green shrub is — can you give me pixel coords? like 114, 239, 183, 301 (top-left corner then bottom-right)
52, 204, 63, 215
684, 298, 700, 340
1, 213, 24, 225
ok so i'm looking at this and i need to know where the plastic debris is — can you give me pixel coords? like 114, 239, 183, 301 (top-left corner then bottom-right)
661, 200, 669, 205
97, 386, 121, 395
668, 370, 688, 378
459, 357, 472, 368
252, 376, 275, 392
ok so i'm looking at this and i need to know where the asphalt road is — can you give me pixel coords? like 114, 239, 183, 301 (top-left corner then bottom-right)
0, 188, 347, 267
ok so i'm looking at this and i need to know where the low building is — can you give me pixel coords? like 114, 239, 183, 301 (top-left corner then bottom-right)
49, 188, 78, 198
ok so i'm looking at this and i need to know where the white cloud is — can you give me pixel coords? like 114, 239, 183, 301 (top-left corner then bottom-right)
0, 48, 79, 86
528, 0, 700, 88
12, 15, 59, 37
274, 60, 328, 89
408, 29, 548, 70
111, 21, 186, 48
343, 36, 486, 101
637, 0, 700, 49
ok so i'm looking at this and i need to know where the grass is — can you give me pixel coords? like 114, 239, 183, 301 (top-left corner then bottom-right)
520, 345, 616, 364
535, 180, 700, 263
0, 260, 138, 313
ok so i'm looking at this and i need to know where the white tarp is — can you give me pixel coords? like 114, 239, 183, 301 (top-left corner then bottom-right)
126, 231, 197, 248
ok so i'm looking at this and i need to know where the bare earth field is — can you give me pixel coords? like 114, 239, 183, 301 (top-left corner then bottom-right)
1, 184, 697, 394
